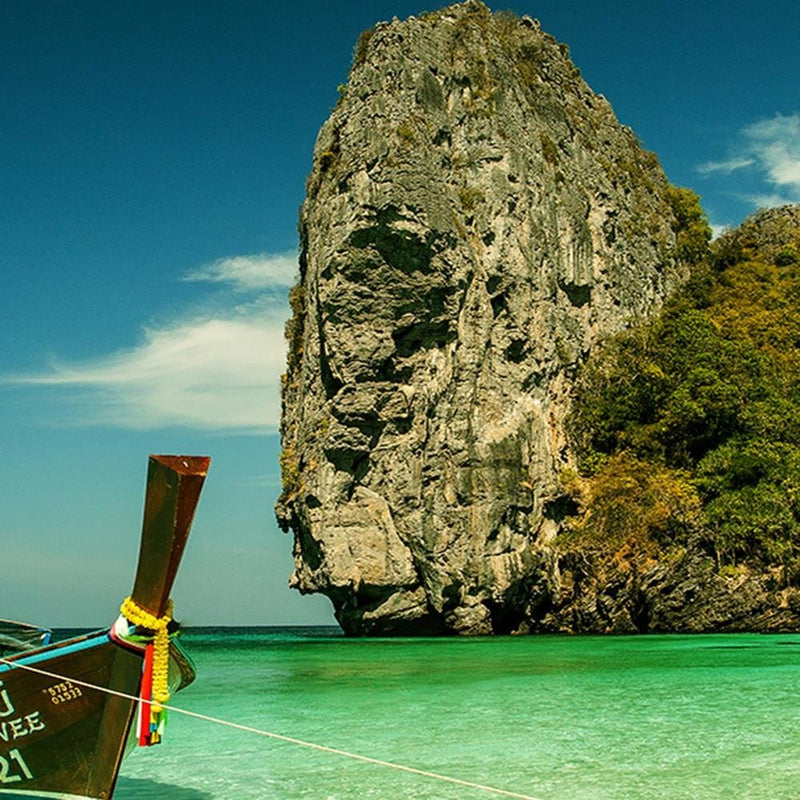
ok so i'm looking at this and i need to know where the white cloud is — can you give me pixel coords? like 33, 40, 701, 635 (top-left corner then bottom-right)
710, 223, 731, 240
3, 249, 297, 432
696, 157, 754, 175
184, 251, 298, 292
745, 191, 797, 209
698, 112, 800, 214
743, 114, 800, 190
7, 310, 286, 432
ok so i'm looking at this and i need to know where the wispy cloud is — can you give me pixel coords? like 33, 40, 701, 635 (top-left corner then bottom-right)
3, 255, 294, 433
697, 112, 800, 211
184, 251, 298, 292
747, 191, 797, 209
696, 157, 755, 176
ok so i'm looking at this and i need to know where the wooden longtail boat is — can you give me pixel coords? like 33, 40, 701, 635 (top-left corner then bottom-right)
0, 454, 209, 800
0, 622, 51, 656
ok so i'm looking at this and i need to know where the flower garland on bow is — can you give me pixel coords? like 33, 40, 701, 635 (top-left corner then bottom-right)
119, 596, 174, 745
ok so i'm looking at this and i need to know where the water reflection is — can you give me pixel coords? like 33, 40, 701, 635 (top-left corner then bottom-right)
116, 776, 214, 799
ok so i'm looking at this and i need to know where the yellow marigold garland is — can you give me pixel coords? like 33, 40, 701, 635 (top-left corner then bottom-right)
119, 596, 173, 711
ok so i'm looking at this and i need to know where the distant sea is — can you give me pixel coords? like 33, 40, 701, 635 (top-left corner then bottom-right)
90, 627, 800, 799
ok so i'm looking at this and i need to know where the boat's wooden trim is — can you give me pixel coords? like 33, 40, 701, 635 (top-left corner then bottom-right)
0, 632, 100, 666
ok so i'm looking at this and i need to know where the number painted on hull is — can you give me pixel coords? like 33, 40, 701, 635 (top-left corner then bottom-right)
46, 681, 83, 705
0, 748, 34, 783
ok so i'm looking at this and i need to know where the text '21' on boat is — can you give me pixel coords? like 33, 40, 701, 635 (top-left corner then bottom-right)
0, 454, 210, 800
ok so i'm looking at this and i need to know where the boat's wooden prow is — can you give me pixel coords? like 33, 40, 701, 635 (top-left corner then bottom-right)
131, 455, 210, 618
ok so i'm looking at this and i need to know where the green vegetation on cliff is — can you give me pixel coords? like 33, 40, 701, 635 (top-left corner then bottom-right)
568, 203, 800, 580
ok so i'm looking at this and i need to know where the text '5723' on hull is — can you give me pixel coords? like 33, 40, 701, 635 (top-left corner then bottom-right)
0, 455, 210, 800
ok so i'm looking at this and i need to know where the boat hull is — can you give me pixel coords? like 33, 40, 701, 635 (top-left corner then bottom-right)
0, 632, 140, 799
0, 632, 194, 799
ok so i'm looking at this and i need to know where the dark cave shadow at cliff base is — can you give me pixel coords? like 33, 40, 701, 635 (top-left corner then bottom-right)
115, 776, 214, 799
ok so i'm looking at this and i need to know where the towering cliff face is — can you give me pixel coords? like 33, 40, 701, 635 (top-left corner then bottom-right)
276, 1, 688, 634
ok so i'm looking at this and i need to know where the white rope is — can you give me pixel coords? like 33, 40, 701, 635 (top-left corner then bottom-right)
0, 656, 543, 800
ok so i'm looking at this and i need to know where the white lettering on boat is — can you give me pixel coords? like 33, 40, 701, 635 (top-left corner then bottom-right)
0, 681, 47, 745
45, 681, 83, 704
0, 682, 15, 718
25, 712, 45, 733
0, 711, 46, 743
0, 748, 34, 783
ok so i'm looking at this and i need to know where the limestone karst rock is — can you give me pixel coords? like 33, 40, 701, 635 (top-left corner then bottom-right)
276, 1, 689, 634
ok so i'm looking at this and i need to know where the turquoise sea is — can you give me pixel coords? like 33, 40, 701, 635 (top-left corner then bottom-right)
111, 628, 800, 800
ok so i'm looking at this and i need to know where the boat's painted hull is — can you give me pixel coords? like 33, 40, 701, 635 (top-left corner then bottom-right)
0, 632, 194, 800
0, 632, 141, 799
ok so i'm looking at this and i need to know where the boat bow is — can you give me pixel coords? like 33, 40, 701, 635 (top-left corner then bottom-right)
0, 454, 209, 799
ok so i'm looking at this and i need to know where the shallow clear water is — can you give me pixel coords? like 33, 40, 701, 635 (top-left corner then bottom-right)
114, 628, 800, 800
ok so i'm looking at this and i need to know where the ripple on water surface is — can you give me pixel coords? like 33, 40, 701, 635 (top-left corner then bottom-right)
115, 629, 800, 800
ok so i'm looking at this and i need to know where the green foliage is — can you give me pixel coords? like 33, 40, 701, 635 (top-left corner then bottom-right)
279, 441, 302, 501
279, 283, 309, 504
666, 186, 712, 263
569, 207, 800, 575
775, 246, 798, 266
318, 150, 337, 173
352, 27, 374, 69
396, 124, 416, 147
696, 440, 800, 567
494, 9, 522, 28
564, 453, 700, 562
285, 283, 306, 375
458, 185, 486, 212
540, 132, 559, 166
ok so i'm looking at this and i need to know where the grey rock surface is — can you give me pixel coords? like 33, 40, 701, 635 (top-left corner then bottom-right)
276, 1, 689, 634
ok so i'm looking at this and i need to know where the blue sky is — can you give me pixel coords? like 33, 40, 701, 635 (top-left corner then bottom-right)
1, 1, 798, 626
